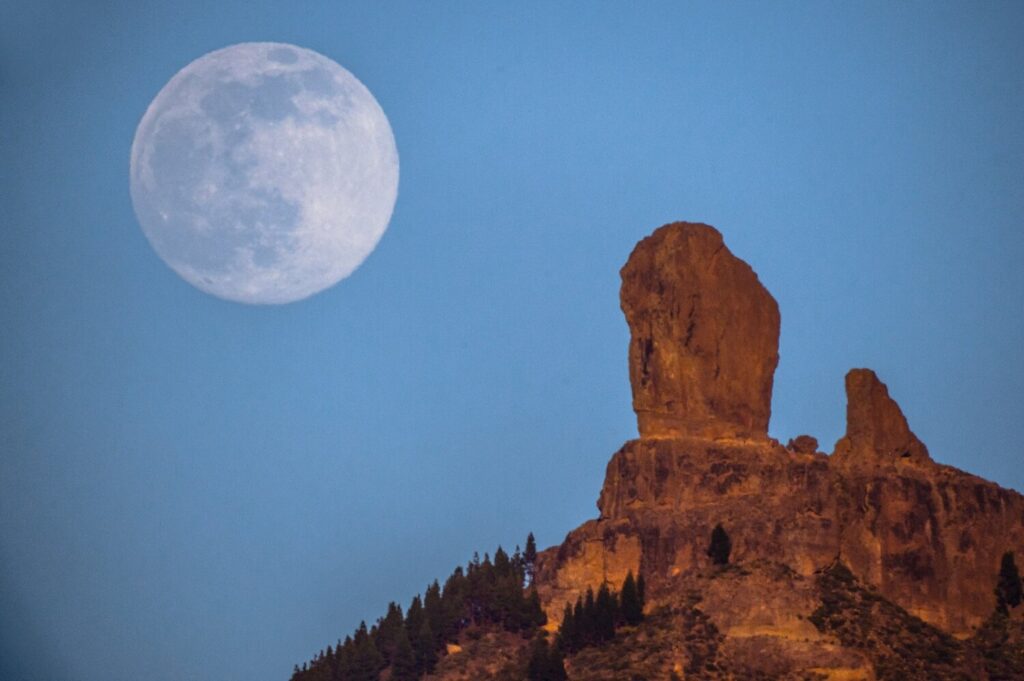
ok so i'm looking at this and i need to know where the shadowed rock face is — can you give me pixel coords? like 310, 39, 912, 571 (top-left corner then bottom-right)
534, 221, 1024, 649
620, 222, 780, 440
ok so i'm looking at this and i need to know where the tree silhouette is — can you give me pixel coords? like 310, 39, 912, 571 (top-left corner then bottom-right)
524, 532, 538, 584
527, 636, 567, 681
526, 637, 547, 680
620, 571, 644, 626
707, 523, 732, 566
558, 602, 576, 651
349, 621, 384, 681
546, 641, 568, 681
389, 626, 418, 681
595, 583, 617, 642
374, 601, 404, 661
414, 619, 437, 674
996, 551, 1023, 614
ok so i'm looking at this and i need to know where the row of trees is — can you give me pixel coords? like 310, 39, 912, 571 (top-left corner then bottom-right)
523, 570, 647, 680
290, 534, 543, 681
556, 571, 645, 653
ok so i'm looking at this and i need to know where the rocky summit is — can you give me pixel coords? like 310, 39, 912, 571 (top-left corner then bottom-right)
534, 221, 1024, 678
620, 223, 780, 441
290, 221, 1024, 681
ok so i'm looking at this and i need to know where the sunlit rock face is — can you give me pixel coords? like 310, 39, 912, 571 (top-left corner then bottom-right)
620, 222, 780, 440
535, 221, 1024, 651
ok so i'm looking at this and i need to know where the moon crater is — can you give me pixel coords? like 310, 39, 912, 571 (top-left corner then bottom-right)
130, 42, 398, 304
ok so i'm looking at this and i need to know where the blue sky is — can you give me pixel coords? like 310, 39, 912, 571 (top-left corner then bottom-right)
2, 2, 1023, 680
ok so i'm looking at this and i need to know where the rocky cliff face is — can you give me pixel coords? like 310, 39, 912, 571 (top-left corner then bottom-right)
535, 222, 1024, 675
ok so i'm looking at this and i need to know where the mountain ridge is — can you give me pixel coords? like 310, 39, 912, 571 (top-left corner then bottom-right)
291, 221, 1024, 680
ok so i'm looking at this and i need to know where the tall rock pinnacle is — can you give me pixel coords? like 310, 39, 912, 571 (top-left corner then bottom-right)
620, 222, 780, 440
832, 368, 931, 467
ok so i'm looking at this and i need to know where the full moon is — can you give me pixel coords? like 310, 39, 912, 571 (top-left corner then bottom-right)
129, 43, 398, 304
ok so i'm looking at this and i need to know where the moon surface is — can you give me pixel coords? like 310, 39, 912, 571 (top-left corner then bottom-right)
130, 43, 398, 304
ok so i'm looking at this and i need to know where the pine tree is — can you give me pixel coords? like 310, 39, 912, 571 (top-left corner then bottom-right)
707, 523, 732, 566
423, 580, 448, 650
526, 637, 550, 681
512, 545, 524, 577
375, 602, 404, 661
582, 589, 596, 646
620, 571, 643, 625
524, 533, 538, 584
526, 587, 547, 630
494, 546, 511, 577
493, 547, 521, 628
546, 642, 568, 681
405, 596, 424, 642
349, 622, 384, 681
527, 636, 568, 681
336, 635, 355, 679
558, 602, 576, 651
389, 626, 418, 681
414, 619, 437, 674
595, 583, 617, 642
441, 567, 467, 638
571, 597, 585, 650
996, 551, 1023, 614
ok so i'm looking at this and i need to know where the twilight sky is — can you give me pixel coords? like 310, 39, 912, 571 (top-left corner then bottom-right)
2, 3, 1023, 680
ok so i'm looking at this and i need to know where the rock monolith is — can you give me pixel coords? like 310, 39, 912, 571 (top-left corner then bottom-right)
620, 222, 780, 440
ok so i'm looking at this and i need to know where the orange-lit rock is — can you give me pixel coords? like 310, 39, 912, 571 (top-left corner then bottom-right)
535, 221, 1024, 641
620, 222, 780, 440
833, 368, 931, 468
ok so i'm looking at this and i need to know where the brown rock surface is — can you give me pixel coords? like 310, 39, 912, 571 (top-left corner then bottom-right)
833, 368, 931, 467
538, 433, 1024, 635
786, 434, 819, 454
535, 221, 1024, 653
297, 219, 1024, 681
620, 222, 780, 440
